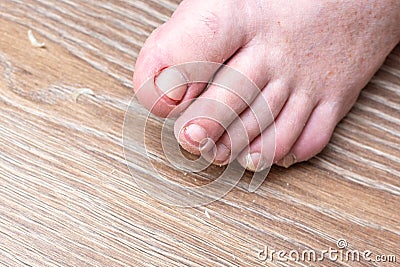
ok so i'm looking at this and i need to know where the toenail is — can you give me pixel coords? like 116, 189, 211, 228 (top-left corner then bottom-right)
183, 124, 208, 148
214, 143, 231, 164
277, 153, 297, 168
245, 153, 268, 172
155, 68, 188, 101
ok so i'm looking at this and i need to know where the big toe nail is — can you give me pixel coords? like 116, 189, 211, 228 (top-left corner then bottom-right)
155, 68, 188, 101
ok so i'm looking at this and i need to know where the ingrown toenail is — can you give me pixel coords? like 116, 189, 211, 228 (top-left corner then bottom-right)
155, 68, 188, 101
277, 153, 297, 168
214, 143, 231, 164
184, 124, 208, 147
245, 153, 268, 172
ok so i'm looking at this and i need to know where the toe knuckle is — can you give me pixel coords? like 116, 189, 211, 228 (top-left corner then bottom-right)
198, 10, 220, 36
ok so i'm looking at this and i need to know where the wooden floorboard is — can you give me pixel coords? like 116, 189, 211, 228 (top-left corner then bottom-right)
0, 1, 399, 266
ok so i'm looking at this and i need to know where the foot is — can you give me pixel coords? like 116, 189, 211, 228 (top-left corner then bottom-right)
133, 0, 400, 171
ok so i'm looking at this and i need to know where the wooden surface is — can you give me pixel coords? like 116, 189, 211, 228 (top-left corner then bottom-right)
0, 1, 399, 266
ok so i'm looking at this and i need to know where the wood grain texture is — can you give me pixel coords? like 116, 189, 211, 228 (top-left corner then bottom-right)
0, 0, 399, 266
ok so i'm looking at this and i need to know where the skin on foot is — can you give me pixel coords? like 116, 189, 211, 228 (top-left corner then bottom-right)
134, 0, 400, 172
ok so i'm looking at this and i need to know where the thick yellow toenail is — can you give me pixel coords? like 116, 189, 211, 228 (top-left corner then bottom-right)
245, 153, 268, 172
277, 153, 297, 168
155, 68, 188, 101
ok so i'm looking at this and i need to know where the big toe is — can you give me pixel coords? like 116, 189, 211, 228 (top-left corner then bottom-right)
133, 0, 251, 117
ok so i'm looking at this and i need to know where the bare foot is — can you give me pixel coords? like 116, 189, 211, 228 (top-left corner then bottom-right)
133, 0, 400, 171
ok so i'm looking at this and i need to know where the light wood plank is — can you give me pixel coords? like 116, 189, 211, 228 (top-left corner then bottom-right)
0, 1, 399, 266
